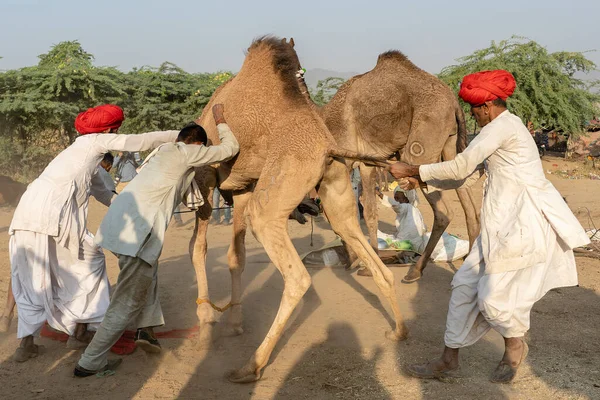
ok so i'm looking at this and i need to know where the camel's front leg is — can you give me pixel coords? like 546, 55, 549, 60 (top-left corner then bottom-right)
190, 167, 218, 345
223, 190, 252, 336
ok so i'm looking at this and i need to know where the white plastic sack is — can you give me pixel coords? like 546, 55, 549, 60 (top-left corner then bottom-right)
423, 232, 470, 262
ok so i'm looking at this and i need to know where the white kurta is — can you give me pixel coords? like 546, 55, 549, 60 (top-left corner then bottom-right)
418, 110, 590, 346
9, 130, 179, 338
95, 123, 239, 266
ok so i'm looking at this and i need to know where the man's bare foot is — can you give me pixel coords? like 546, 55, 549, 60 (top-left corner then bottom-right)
406, 347, 460, 381
490, 337, 528, 383
14, 336, 39, 362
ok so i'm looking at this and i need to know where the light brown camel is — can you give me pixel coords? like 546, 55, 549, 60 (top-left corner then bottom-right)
297, 51, 481, 283
189, 36, 406, 383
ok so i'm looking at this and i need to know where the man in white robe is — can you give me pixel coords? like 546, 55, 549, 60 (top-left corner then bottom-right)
74, 104, 239, 377
9, 104, 180, 361
376, 186, 427, 253
390, 70, 590, 383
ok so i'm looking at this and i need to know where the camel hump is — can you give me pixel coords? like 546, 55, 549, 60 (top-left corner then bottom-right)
376, 50, 419, 71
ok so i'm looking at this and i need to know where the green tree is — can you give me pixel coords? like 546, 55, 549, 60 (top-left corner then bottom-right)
0, 41, 126, 179
438, 36, 600, 137
310, 77, 345, 106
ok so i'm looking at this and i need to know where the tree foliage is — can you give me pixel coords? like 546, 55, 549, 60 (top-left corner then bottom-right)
309, 77, 345, 106
0, 41, 232, 181
438, 36, 600, 136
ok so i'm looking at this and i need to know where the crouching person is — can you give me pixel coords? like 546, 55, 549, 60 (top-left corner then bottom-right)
74, 104, 239, 377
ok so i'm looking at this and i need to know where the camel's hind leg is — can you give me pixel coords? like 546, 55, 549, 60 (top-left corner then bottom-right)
359, 163, 379, 253
403, 189, 454, 283
318, 160, 408, 341
228, 160, 319, 383
223, 190, 253, 336
441, 134, 481, 247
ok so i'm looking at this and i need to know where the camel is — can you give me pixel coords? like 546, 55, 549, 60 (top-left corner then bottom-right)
189, 36, 406, 383
296, 51, 481, 283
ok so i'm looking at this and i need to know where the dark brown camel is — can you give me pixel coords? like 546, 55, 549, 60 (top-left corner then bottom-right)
297, 51, 481, 283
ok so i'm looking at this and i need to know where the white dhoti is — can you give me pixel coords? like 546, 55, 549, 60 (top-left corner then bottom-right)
444, 224, 578, 348
10, 230, 110, 338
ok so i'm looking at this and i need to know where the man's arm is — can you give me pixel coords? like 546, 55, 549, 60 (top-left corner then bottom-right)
185, 104, 240, 167
95, 130, 179, 153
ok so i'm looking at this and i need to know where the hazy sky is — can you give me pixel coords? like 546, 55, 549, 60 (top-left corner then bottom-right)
1, 0, 599, 76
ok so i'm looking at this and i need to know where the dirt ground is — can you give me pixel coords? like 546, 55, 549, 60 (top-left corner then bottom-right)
0, 155, 599, 400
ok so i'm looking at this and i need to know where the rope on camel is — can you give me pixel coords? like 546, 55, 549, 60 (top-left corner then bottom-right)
196, 298, 240, 313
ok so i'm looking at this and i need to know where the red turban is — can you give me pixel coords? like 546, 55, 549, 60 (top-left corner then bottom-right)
75, 104, 124, 134
458, 70, 516, 105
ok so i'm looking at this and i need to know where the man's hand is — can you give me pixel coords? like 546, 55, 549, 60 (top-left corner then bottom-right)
212, 104, 226, 125
398, 177, 419, 191
389, 162, 420, 180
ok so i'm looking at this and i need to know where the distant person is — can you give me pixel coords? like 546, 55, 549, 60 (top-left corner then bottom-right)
113, 151, 140, 191
210, 188, 232, 225
8, 104, 180, 362
98, 152, 117, 194
74, 104, 239, 377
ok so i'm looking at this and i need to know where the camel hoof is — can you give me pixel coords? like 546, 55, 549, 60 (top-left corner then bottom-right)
227, 366, 261, 383
401, 268, 422, 284
222, 324, 244, 337
195, 323, 217, 349
385, 328, 408, 342
356, 267, 373, 277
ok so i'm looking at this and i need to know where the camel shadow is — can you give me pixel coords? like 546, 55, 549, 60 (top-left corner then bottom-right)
273, 322, 391, 399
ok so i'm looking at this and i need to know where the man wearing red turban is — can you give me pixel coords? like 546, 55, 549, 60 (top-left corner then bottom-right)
388, 70, 589, 383
8, 104, 181, 362
75, 104, 125, 134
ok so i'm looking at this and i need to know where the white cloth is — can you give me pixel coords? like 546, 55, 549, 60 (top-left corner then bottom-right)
419, 110, 589, 273
379, 194, 427, 252
10, 130, 179, 257
9, 129, 178, 337
445, 225, 576, 347
416, 110, 588, 345
137, 144, 205, 210
95, 123, 239, 266
10, 230, 110, 338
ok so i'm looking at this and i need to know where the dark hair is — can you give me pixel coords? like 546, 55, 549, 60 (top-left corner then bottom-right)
102, 152, 114, 165
492, 98, 507, 108
177, 122, 208, 145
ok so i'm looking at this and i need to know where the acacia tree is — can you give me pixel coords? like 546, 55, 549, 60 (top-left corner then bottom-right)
438, 36, 600, 137
0, 41, 125, 179
309, 77, 345, 106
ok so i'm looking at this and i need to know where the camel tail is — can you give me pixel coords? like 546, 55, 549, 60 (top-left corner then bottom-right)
456, 103, 468, 153
327, 147, 389, 168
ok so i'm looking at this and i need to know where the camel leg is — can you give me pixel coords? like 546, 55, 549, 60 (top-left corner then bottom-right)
190, 168, 218, 345
223, 190, 252, 336
318, 160, 408, 341
403, 189, 453, 283
228, 167, 317, 383
441, 134, 481, 248
359, 163, 379, 253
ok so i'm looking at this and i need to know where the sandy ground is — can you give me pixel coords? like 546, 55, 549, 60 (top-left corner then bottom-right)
0, 155, 599, 400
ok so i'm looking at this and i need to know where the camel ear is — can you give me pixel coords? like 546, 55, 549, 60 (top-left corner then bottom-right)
289, 38, 295, 47
281, 38, 287, 45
